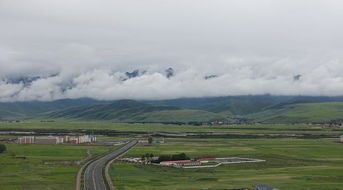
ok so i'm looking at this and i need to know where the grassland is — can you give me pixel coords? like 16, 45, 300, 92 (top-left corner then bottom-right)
1, 121, 343, 136
4, 98, 343, 124
139, 109, 226, 123
110, 138, 343, 190
1, 121, 343, 189
44, 100, 227, 123
0, 143, 115, 190
250, 102, 343, 123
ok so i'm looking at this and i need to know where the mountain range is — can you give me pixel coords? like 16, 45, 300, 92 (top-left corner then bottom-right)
1, 95, 343, 123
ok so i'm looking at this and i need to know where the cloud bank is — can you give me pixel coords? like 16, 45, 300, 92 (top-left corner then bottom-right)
0, 0, 343, 101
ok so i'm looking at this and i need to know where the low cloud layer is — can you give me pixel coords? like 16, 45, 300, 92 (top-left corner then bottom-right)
1, 0, 343, 101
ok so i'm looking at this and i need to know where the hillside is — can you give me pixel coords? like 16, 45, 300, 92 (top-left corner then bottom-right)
249, 102, 343, 123
2, 96, 343, 123
147, 95, 300, 115
137, 109, 226, 123
0, 98, 105, 119
46, 100, 227, 123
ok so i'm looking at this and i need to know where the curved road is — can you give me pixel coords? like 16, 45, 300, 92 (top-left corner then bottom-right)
83, 140, 138, 190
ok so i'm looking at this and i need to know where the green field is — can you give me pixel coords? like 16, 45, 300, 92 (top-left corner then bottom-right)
110, 138, 343, 190
1, 121, 343, 190
0, 143, 115, 190
1, 121, 342, 136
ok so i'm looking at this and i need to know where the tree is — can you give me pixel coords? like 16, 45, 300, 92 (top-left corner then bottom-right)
157, 153, 190, 162
171, 153, 189, 160
0, 144, 6, 153
148, 136, 153, 144
157, 155, 172, 162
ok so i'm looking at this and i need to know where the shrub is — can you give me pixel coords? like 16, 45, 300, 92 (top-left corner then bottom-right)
148, 137, 153, 144
0, 144, 6, 153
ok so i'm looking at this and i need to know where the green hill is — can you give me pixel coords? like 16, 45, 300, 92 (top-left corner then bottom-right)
3, 96, 343, 124
46, 100, 226, 123
0, 98, 105, 119
249, 102, 343, 123
146, 96, 294, 115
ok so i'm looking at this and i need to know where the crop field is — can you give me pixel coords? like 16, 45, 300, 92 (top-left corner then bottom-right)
0, 143, 115, 190
1, 121, 342, 136
110, 138, 343, 190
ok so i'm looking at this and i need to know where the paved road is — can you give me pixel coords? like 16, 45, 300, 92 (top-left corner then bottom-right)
83, 140, 138, 190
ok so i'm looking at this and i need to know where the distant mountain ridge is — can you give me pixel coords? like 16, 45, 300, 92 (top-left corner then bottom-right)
0, 98, 107, 119
46, 99, 226, 123
248, 102, 343, 123
146, 95, 343, 115
2, 95, 343, 123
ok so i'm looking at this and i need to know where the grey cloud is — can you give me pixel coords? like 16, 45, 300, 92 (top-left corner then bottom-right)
0, 0, 343, 101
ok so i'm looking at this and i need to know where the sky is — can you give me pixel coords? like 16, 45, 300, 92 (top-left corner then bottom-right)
0, 0, 343, 101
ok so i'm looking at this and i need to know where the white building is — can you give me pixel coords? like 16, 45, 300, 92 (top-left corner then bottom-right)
35, 136, 63, 144
18, 136, 35, 144
69, 135, 96, 144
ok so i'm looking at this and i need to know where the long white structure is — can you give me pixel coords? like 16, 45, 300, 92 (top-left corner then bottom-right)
17, 135, 96, 144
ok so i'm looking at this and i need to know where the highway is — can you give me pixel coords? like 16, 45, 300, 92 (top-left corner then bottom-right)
83, 140, 138, 190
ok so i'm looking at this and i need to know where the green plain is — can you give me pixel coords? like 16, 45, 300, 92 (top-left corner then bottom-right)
0, 121, 343, 189
110, 138, 343, 190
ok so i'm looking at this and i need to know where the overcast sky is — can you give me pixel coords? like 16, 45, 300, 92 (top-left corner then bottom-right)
0, 0, 343, 101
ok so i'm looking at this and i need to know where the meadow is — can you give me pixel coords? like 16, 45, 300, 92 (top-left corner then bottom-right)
110, 137, 343, 190
0, 121, 342, 136
0, 143, 115, 190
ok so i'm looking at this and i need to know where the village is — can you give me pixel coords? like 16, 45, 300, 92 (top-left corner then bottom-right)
17, 135, 96, 144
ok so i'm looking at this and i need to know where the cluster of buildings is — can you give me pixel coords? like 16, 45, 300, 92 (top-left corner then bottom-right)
17, 135, 96, 145
121, 156, 265, 168
322, 123, 343, 129
158, 157, 266, 168
159, 160, 201, 167
0, 119, 20, 123
121, 157, 147, 163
